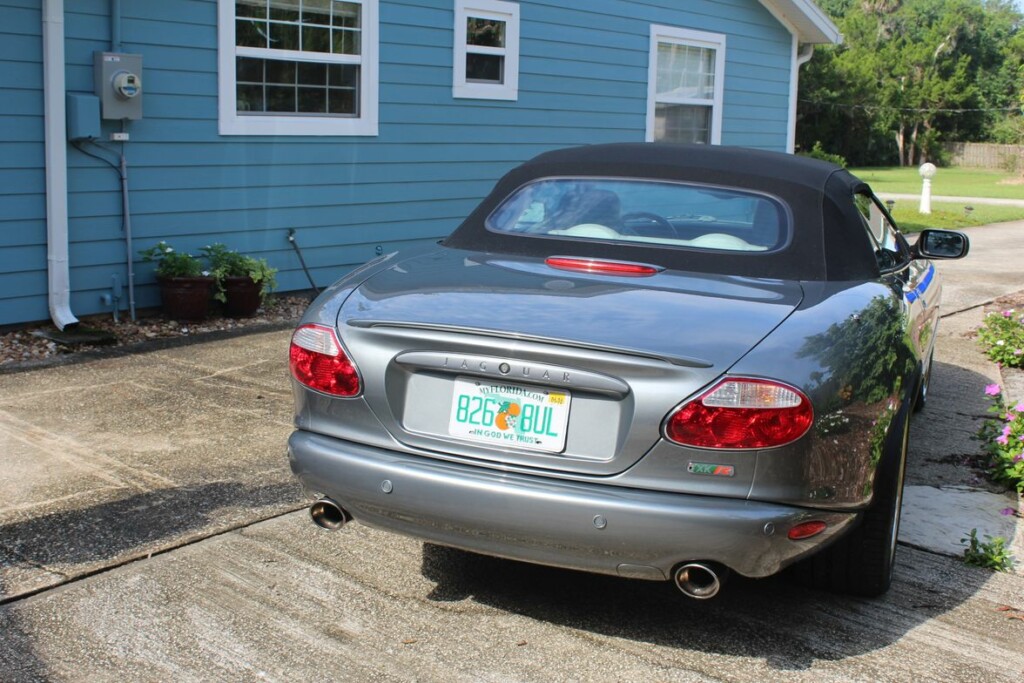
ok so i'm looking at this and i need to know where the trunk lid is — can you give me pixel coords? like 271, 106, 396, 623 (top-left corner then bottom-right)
335, 247, 804, 475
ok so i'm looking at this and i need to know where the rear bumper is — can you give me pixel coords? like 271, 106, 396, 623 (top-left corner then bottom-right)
288, 430, 858, 580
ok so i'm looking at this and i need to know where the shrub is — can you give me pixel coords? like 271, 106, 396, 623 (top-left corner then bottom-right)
800, 141, 848, 168
200, 243, 278, 303
139, 241, 209, 279
961, 528, 1015, 572
979, 384, 1024, 493
977, 310, 1024, 368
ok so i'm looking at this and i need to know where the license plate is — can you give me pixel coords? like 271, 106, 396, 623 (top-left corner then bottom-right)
448, 377, 571, 453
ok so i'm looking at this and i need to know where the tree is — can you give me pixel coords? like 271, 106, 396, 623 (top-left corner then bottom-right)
798, 0, 1023, 166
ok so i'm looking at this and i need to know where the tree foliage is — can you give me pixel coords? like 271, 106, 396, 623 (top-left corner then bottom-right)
798, 0, 1024, 166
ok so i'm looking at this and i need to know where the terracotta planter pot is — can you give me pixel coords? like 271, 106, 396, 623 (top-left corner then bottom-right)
158, 276, 214, 320
222, 276, 263, 317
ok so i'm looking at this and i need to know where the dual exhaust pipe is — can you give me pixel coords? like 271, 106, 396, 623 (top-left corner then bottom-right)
309, 497, 350, 531
673, 562, 728, 600
310, 499, 728, 599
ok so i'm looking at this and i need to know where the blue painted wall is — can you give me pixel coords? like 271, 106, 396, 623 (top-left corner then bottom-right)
0, 0, 794, 326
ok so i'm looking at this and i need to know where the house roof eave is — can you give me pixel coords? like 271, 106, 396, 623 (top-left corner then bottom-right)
760, 0, 842, 45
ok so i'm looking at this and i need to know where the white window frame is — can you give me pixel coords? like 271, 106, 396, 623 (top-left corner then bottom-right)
453, 0, 520, 101
645, 25, 726, 145
217, 0, 379, 136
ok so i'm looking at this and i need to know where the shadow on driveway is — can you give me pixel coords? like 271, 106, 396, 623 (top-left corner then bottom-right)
0, 481, 303, 575
420, 542, 992, 672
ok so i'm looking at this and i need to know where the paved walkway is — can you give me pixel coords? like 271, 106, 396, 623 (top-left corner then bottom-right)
900, 221, 1024, 573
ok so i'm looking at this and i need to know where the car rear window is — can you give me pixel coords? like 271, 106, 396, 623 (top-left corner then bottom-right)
486, 178, 788, 252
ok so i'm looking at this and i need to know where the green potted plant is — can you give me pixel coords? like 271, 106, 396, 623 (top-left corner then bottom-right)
139, 241, 214, 320
201, 243, 278, 317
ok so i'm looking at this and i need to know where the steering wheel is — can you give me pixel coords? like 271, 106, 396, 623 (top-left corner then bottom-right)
622, 211, 679, 238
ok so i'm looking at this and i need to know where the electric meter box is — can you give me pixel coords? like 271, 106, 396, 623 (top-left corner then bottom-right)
94, 52, 143, 120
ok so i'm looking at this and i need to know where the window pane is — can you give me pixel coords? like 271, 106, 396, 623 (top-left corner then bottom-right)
466, 53, 503, 83
298, 87, 328, 112
654, 103, 711, 144
332, 28, 361, 55
333, 1, 361, 29
237, 84, 265, 111
237, 56, 265, 83
328, 63, 358, 86
657, 43, 715, 100
297, 61, 327, 85
328, 87, 357, 115
269, 22, 299, 50
466, 18, 505, 47
265, 59, 296, 84
269, 0, 299, 22
236, 18, 267, 48
328, 64, 360, 115
303, 0, 332, 25
302, 25, 330, 52
267, 85, 296, 111
236, 0, 267, 19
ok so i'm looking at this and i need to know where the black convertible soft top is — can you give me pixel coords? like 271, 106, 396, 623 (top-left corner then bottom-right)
444, 143, 880, 281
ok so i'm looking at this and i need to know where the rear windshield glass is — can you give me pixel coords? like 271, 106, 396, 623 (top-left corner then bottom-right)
486, 178, 788, 252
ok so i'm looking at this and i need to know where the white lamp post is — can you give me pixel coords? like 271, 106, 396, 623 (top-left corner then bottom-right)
919, 163, 937, 215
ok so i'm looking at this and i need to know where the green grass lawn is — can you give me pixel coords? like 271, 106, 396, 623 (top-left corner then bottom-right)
889, 202, 1024, 232
848, 166, 1024, 229
851, 166, 1024, 200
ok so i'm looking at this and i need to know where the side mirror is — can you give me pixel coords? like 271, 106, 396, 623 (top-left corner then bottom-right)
914, 229, 969, 260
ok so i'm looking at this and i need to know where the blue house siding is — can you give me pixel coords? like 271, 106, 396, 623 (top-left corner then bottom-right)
1, 0, 800, 327
0, 0, 47, 325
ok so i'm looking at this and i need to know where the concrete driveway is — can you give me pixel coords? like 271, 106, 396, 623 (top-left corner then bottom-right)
1, 222, 1023, 682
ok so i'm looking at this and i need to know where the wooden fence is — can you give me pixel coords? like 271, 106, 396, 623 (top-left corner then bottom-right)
942, 142, 1023, 170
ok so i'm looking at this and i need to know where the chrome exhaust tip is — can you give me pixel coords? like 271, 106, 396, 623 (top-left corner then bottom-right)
309, 497, 350, 531
673, 562, 727, 600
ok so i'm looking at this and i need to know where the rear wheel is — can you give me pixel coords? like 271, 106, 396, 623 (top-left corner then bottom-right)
791, 407, 910, 597
914, 350, 934, 413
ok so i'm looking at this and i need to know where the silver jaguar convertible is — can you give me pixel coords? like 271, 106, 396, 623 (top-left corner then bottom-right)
287, 143, 968, 599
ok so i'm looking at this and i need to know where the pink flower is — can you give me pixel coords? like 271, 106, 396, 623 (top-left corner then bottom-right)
1003, 310, 1015, 318
985, 384, 1002, 396
1002, 425, 1013, 437
1001, 508, 1017, 516
1006, 412, 1016, 422
1015, 454, 1024, 462
1015, 402, 1024, 412
996, 435, 1009, 445
1016, 349, 1024, 356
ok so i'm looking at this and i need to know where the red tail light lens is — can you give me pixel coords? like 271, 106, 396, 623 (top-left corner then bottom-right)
289, 324, 361, 397
665, 378, 813, 449
545, 257, 661, 277
788, 521, 827, 540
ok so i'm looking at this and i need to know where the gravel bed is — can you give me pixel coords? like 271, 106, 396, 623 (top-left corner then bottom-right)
0, 295, 312, 371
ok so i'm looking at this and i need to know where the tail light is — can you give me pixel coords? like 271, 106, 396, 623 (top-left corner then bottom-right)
545, 257, 661, 277
289, 324, 361, 397
788, 521, 827, 540
665, 378, 813, 449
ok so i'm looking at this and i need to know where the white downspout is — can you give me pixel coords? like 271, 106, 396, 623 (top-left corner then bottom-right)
42, 0, 78, 330
787, 41, 815, 154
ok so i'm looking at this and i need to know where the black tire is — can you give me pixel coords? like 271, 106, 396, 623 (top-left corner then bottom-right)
791, 406, 910, 597
913, 350, 934, 413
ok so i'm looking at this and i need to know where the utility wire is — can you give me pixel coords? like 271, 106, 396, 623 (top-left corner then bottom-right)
72, 140, 120, 172
800, 99, 1022, 114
